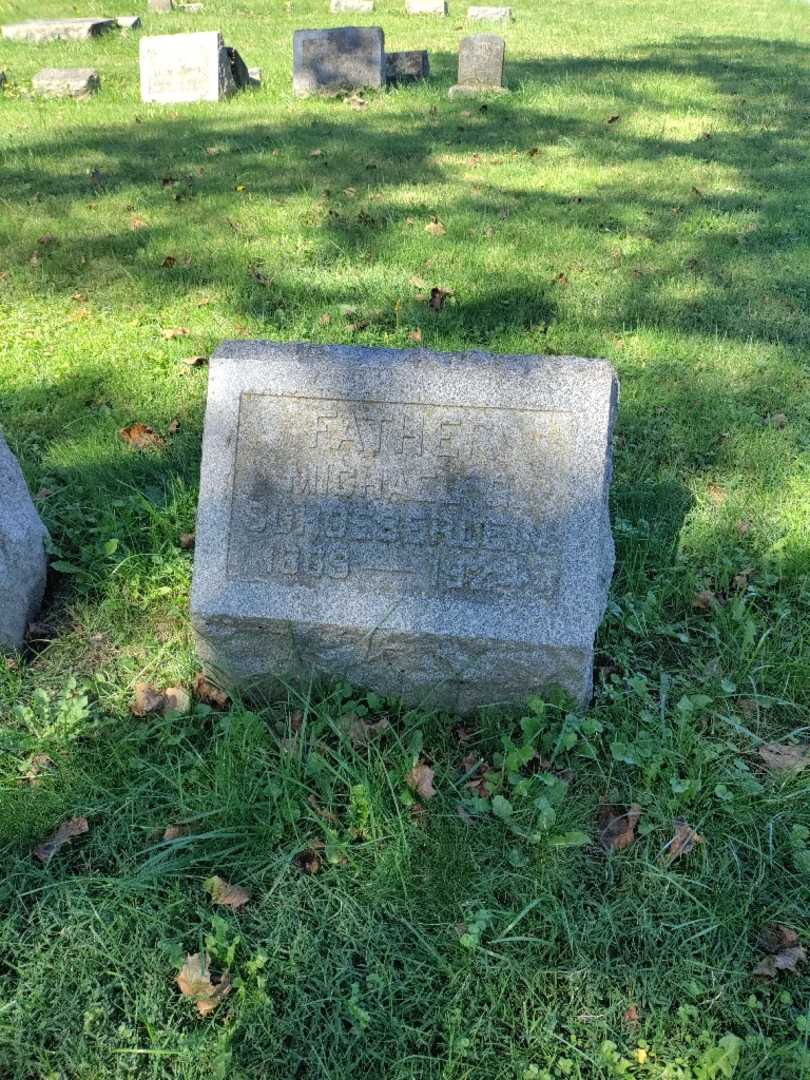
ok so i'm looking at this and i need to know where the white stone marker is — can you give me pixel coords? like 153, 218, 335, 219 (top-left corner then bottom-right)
405, 0, 448, 14
331, 0, 375, 11
191, 341, 618, 712
0, 433, 48, 652
467, 5, 512, 19
140, 31, 240, 103
117, 15, 142, 29
32, 68, 100, 98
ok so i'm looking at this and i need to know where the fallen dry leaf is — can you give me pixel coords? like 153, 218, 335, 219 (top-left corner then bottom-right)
736, 518, 751, 537
408, 328, 422, 344
733, 566, 754, 591
162, 824, 189, 841
179, 532, 195, 550
767, 412, 787, 429
294, 848, 322, 874
163, 686, 191, 713
34, 816, 89, 864
120, 423, 165, 451
343, 714, 391, 747
753, 925, 806, 978
176, 952, 232, 1016
23, 753, 55, 784
598, 802, 642, 852
691, 589, 717, 612
707, 483, 727, 505
425, 217, 446, 237
429, 286, 452, 312
204, 875, 251, 909
661, 818, 703, 864
167, 417, 180, 436
180, 355, 208, 367
162, 255, 177, 269
130, 215, 148, 230
607, 114, 621, 124
406, 762, 437, 799
131, 683, 190, 717
193, 672, 230, 710
161, 327, 190, 340
555, 272, 571, 287
757, 742, 810, 772
309, 148, 323, 158
623, 1004, 641, 1026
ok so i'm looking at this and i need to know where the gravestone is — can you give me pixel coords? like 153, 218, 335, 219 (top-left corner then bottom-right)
2, 17, 115, 43
467, 5, 511, 19
293, 27, 385, 96
191, 341, 618, 712
405, 0, 447, 13
140, 31, 247, 103
330, 0, 375, 12
147, 0, 173, 12
33, 68, 100, 97
449, 32, 506, 95
386, 49, 429, 83
0, 434, 48, 653
117, 15, 142, 29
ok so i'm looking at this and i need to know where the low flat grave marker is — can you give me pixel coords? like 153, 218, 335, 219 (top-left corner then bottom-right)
192, 341, 618, 712
449, 32, 506, 95
467, 5, 512, 20
293, 26, 385, 96
140, 31, 250, 103
2, 17, 115, 43
405, 0, 448, 13
330, 0, 375, 12
33, 68, 100, 97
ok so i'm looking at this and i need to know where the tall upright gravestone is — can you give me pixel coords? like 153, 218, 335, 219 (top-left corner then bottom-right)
192, 342, 617, 712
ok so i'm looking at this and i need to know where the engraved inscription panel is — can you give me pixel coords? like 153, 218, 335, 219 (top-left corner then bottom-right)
227, 394, 574, 600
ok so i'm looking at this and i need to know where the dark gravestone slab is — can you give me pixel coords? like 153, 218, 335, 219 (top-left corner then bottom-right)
293, 26, 385, 96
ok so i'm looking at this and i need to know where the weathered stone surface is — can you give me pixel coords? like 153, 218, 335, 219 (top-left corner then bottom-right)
227, 46, 250, 88
0, 434, 48, 653
331, 0, 374, 12
405, 0, 447, 13
2, 18, 115, 43
385, 49, 429, 83
32, 68, 100, 98
147, 0, 173, 12
179, 3, 204, 11
293, 26, 385, 96
449, 32, 506, 95
140, 31, 241, 103
117, 15, 142, 29
467, 4, 511, 19
192, 341, 618, 712
248, 66, 262, 87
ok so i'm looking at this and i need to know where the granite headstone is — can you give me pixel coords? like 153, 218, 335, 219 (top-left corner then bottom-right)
0, 434, 48, 652
449, 32, 506, 95
192, 341, 618, 712
140, 31, 243, 103
293, 26, 385, 96
385, 49, 430, 83
33, 68, 100, 97
2, 17, 115, 43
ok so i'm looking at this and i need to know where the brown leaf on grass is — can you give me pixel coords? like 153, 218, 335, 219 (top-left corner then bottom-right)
623, 1004, 641, 1027
163, 824, 189, 841
167, 418, 181, 436
757, 742, 810, 772
736, 518, 751, 538
204, 875, 251, 909
308, 148, 323, 158
180, 354, 208, 367
598, 802, 642, 852
408, 328, 422, 344
409, 274, 429, 289
179, 532, 195, 550
661, 818, 703, 864
130, 215, 148, 230
753, 925, 806, 978
294, 848, 322, 875
346, 93, 367, 110
425, 217, 446, 237
34, 816, 89, 864
193, 672, 230, 710
71, 291, 88, 303
429, 287, 453, 312
555, 272, 571, 287
691, 589, 717, 612
707, 483, 727, 505
176, 952, 232, 1016
23, 753, 55, 784
406, 762, 437, 799
343, 714, 391, 746
607, 114, 621, 124
732, 566, 754, 591
161, 327, 190, 340
120, 422, 165, 451
163, 686, 191, 713
162, 255, 177, 269
527, 146, 540, 157
37, 234, 58, 247
130, 682, 166, 717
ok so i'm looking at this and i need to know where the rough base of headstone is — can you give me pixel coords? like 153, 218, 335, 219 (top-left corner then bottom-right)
248, 66, 262, 86
331, 0, 375, 12
405, 0, 447, 13
293, 26, 385, 96
191, 341, 618, 713
467, 4, 512, 19
2, 17, 115, 43
449, 82, 507, 96
386, 49, 429, 83
0, 434, 48, 653
140, 31, 241, 103
117, 15, 142, 29
33, 68, 100, 98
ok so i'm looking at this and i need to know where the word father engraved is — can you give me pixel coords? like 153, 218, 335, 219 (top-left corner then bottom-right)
228, 394, 572, 599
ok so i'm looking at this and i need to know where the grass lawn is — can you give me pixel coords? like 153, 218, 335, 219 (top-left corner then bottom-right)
1, 0, 810, 1073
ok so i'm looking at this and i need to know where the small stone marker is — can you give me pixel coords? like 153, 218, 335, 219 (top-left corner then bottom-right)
117, 15, 142, 29
147, 0, 173, 12
192, 341, 618, 712
386, 49, 429, 83
330, 0, 374, 12
467, 4, 511, 19
293, 27, 385, 96
33, 68, 101, 98
2, 17, 115, 43
140, 31, 247, 103
449, 32, 506, 95
405, 0, 447, 13
0, 433, 48, 653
